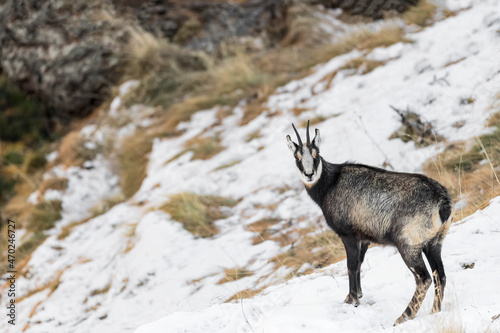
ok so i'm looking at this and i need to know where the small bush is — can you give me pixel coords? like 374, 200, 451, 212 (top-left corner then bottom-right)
161, 192, 236, 238
389, 106, 444, 147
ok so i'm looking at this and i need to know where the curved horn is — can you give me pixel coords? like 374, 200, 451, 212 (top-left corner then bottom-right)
292, 123, 302, 146
306, 119, 310, 145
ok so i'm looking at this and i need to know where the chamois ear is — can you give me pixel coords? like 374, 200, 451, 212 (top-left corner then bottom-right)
312, 128, 321, 149
286, 135, 298, 153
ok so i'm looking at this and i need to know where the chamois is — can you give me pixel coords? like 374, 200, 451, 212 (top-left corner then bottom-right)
286, 120, 453, 325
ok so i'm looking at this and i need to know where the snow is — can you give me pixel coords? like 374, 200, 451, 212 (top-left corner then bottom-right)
137, 198, 500, 333
2, 0, 500, 332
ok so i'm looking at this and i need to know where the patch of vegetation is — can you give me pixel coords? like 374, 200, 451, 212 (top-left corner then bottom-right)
124, 222, 139, 253
246, 130, 262, 142
184, 135, 224, 161
270, 229, 345, 274
161, 192, 236, 238
403, 0, 437, 27
389, 105, 444, 147
217, 267, 254, 285
0, 198, 61, 276
423, 111, 500, 219
117, 133, 153, 198
89, 283, 112, 297
123, 19, 410, 135
339, 56, 387, 75
225, 286, 268, 303
0, 75, 54, 144
57, 131, 102, 168
29, 200, 63, 232
38, 177, 69, 196
245, 218, 282, 245
212, 160, 242, 171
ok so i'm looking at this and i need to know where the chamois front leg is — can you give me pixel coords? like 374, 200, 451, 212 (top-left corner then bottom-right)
356, 241, 370, 298
342, 237, 361, 306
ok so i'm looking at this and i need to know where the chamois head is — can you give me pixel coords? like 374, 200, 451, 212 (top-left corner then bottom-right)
286, 120, 322, 187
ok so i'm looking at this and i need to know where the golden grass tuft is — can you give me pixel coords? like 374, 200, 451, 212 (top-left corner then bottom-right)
184, 135, 225, 161
217, 267, 254, 285
271, 229, 345, 274
117, 134, 153, 199
161, 192, 236, 238
403, 0, 437, 27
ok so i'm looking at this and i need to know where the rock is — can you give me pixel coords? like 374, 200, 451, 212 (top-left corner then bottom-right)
0, 0, 131, 117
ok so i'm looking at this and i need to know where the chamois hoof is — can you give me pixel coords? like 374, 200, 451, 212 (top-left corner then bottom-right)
393, 314, 410, 326
357, 291, 363, 299
430, 305, 441, 314
344, 294, 360, 307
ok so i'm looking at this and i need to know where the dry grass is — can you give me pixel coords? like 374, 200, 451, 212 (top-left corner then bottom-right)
57, 131, 101, 168
246, 130, 262, 142
424, 112, 500, 220
245, 218, 282, 245
225, 286, 268, 303
16, 267, 66, 305
339, 56, 387, 75
161, 192, 236, 238
403, 0, 437, 27
124, 222, 139, 253
212, 160, 242, 171
122, 20, 410, 134
270, 229, 345, 274
117, 133, 153, 198
433, 314, 465, 333
28, 200, 63, 232
217, 268, 254, 285
38, 177, 68, 196
184, 135, 224, 160
89, 282, 112, 297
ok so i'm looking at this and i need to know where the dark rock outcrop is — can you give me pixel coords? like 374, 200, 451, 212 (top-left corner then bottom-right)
0, 0, 131, 117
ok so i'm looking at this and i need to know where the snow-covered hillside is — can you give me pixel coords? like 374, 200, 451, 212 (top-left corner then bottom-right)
136, 197, 500, 333
2, 0, 500, 332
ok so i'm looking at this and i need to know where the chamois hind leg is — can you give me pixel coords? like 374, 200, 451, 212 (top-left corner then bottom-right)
356, 241, 370, 298
423, 241, 446, 314
342, 237, 361, 306
394, 249, 431, 326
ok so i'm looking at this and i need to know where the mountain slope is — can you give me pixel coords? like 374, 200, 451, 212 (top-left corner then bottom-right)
1, 0, 500, 332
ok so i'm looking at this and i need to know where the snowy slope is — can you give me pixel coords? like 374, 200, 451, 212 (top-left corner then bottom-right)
136, 196, 500, 333
1, 0, 500, 332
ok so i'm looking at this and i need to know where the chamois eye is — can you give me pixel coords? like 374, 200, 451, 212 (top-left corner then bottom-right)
294, 155, 299, 161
